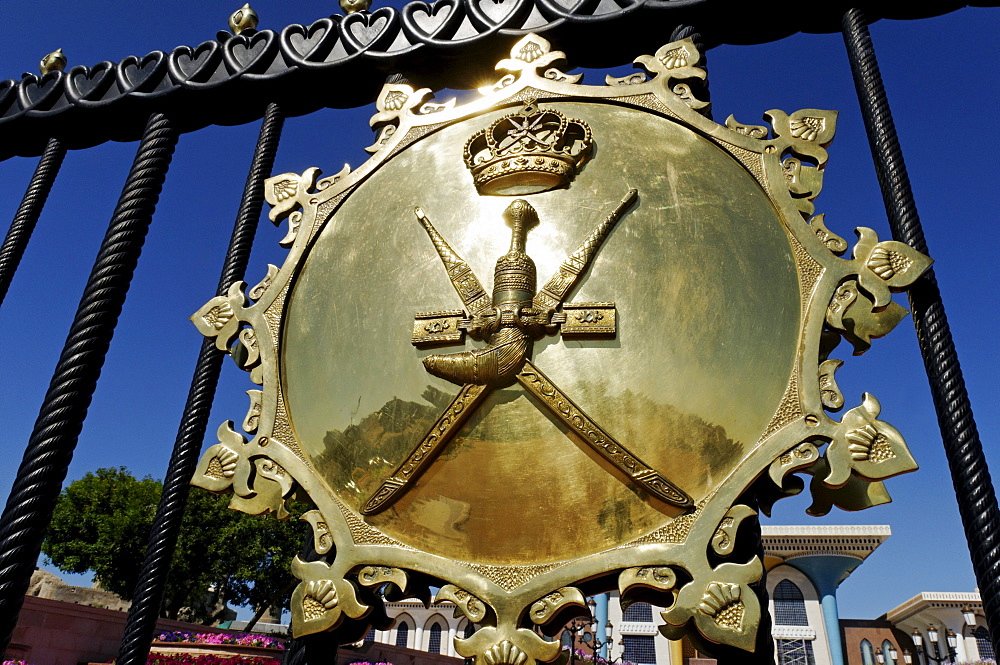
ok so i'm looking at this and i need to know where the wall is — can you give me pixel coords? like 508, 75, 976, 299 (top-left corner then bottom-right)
6, 596, 250, 665
839, 619, 911, 665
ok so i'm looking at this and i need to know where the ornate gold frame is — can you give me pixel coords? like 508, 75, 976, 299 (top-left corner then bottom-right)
190, 34, 929, 657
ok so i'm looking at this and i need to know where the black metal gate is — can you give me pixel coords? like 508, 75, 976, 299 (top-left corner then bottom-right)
0, 2, 997, 664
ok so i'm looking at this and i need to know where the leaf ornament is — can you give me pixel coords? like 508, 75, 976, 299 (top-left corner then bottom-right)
822, 393, 918, 488
660, 558, 762, 651
290, 557, 369, 637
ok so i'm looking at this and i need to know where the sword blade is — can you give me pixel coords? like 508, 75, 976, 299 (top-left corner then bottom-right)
516, 361, 693, 509
361, 382, 490, 515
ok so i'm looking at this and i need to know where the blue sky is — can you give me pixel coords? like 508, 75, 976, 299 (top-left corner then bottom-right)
0, 1, 997, 623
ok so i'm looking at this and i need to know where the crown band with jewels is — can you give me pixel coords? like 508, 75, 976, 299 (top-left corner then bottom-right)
463, 102, 593, 196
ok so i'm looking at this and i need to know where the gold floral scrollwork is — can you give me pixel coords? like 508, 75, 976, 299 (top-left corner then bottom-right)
191, 282, 246, 351
242, 389, 263, 433
229, 457, 291, 518
290, 558, 369, 638
301, 510, 334, 555
818, 358, 844, 411
822, 392, 917, 488
660, 559, 762, 652
236, 327, 260, 369
529, 587, 586, 626
248, 264, 279, 301
806, 460, 891, 517
851, 228, 933, 308
193, 443, 240, 493
711, 505, 757, 557
419, 99, 457, 114
483, 641, 529, 665
192, 421, 249, 493
809, 214, 848, 255
457, 629, 560, 665
265, 167, 321, 224
724, 115, 768, 140
605, 72, 648, 86
543, 68, 583, 84
367, 83, 435, 154
765, 109, 838, 165
634, 39, 708, 111
769, 441, 820, 489
265, 165, 351, 247
619, 566, 678, 596
826, 278, 909, 355
495, 34, 570, 82
258, 458, 293, 496
765, 442, 820, 511
781, 156, 825, 216
437, 584, 487, 623
357, 565, 409, 595
764, 109, 837, 217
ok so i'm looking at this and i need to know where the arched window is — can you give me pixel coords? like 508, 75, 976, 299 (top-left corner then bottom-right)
975, 626, 995, 660
395, 622, 409, 647
560, 631, 574, 649
429, 623, 443, 654
773, 580, 809, 626
623, 602, 654, 622
622, 635, 656, 665
860, 639, 875, 665
882, 640, 896, 665
365, 627, 375, 643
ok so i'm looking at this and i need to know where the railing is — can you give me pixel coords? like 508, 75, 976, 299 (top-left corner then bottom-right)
0, 2, 997, 665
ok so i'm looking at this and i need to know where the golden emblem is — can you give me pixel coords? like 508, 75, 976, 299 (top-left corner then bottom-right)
190, 33, 930, 658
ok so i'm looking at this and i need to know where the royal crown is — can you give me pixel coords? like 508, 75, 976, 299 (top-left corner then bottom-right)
463, 101, 593, 196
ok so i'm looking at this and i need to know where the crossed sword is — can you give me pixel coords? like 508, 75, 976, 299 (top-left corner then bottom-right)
361, 190, 692, 515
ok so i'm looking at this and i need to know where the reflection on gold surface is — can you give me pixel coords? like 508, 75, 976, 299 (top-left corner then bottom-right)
283, 102, 800, 565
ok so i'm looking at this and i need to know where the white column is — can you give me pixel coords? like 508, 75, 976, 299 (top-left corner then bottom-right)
965, 632, 979, 661
449, 625, 458, 656
953, 625, 970, 664
415, 624, 424, 651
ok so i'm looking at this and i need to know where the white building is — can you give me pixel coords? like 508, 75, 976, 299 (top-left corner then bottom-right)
369, 601, 476, 658
885, 591, 994, 664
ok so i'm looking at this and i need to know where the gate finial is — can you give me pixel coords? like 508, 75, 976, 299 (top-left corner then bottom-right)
39, 48, 66, 75
228, 4, 258, 34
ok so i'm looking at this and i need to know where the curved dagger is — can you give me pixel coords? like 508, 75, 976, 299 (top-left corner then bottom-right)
414, 207, 493, 318
361, 382, 490, 515
517, 360, 693, 509
533, 188, 637, 312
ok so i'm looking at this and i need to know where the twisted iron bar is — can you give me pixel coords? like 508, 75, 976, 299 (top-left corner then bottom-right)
116, 102, 285, 665
0, 112, 178, 655
0, 137, 66, 307
842, 8, 1000, 657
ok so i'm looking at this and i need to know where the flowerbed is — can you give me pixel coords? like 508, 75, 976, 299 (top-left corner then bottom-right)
155, 632, 284, 650
147, 655, 280, 665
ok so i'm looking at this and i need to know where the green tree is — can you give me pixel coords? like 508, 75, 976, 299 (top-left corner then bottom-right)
42, 467, 308, 623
